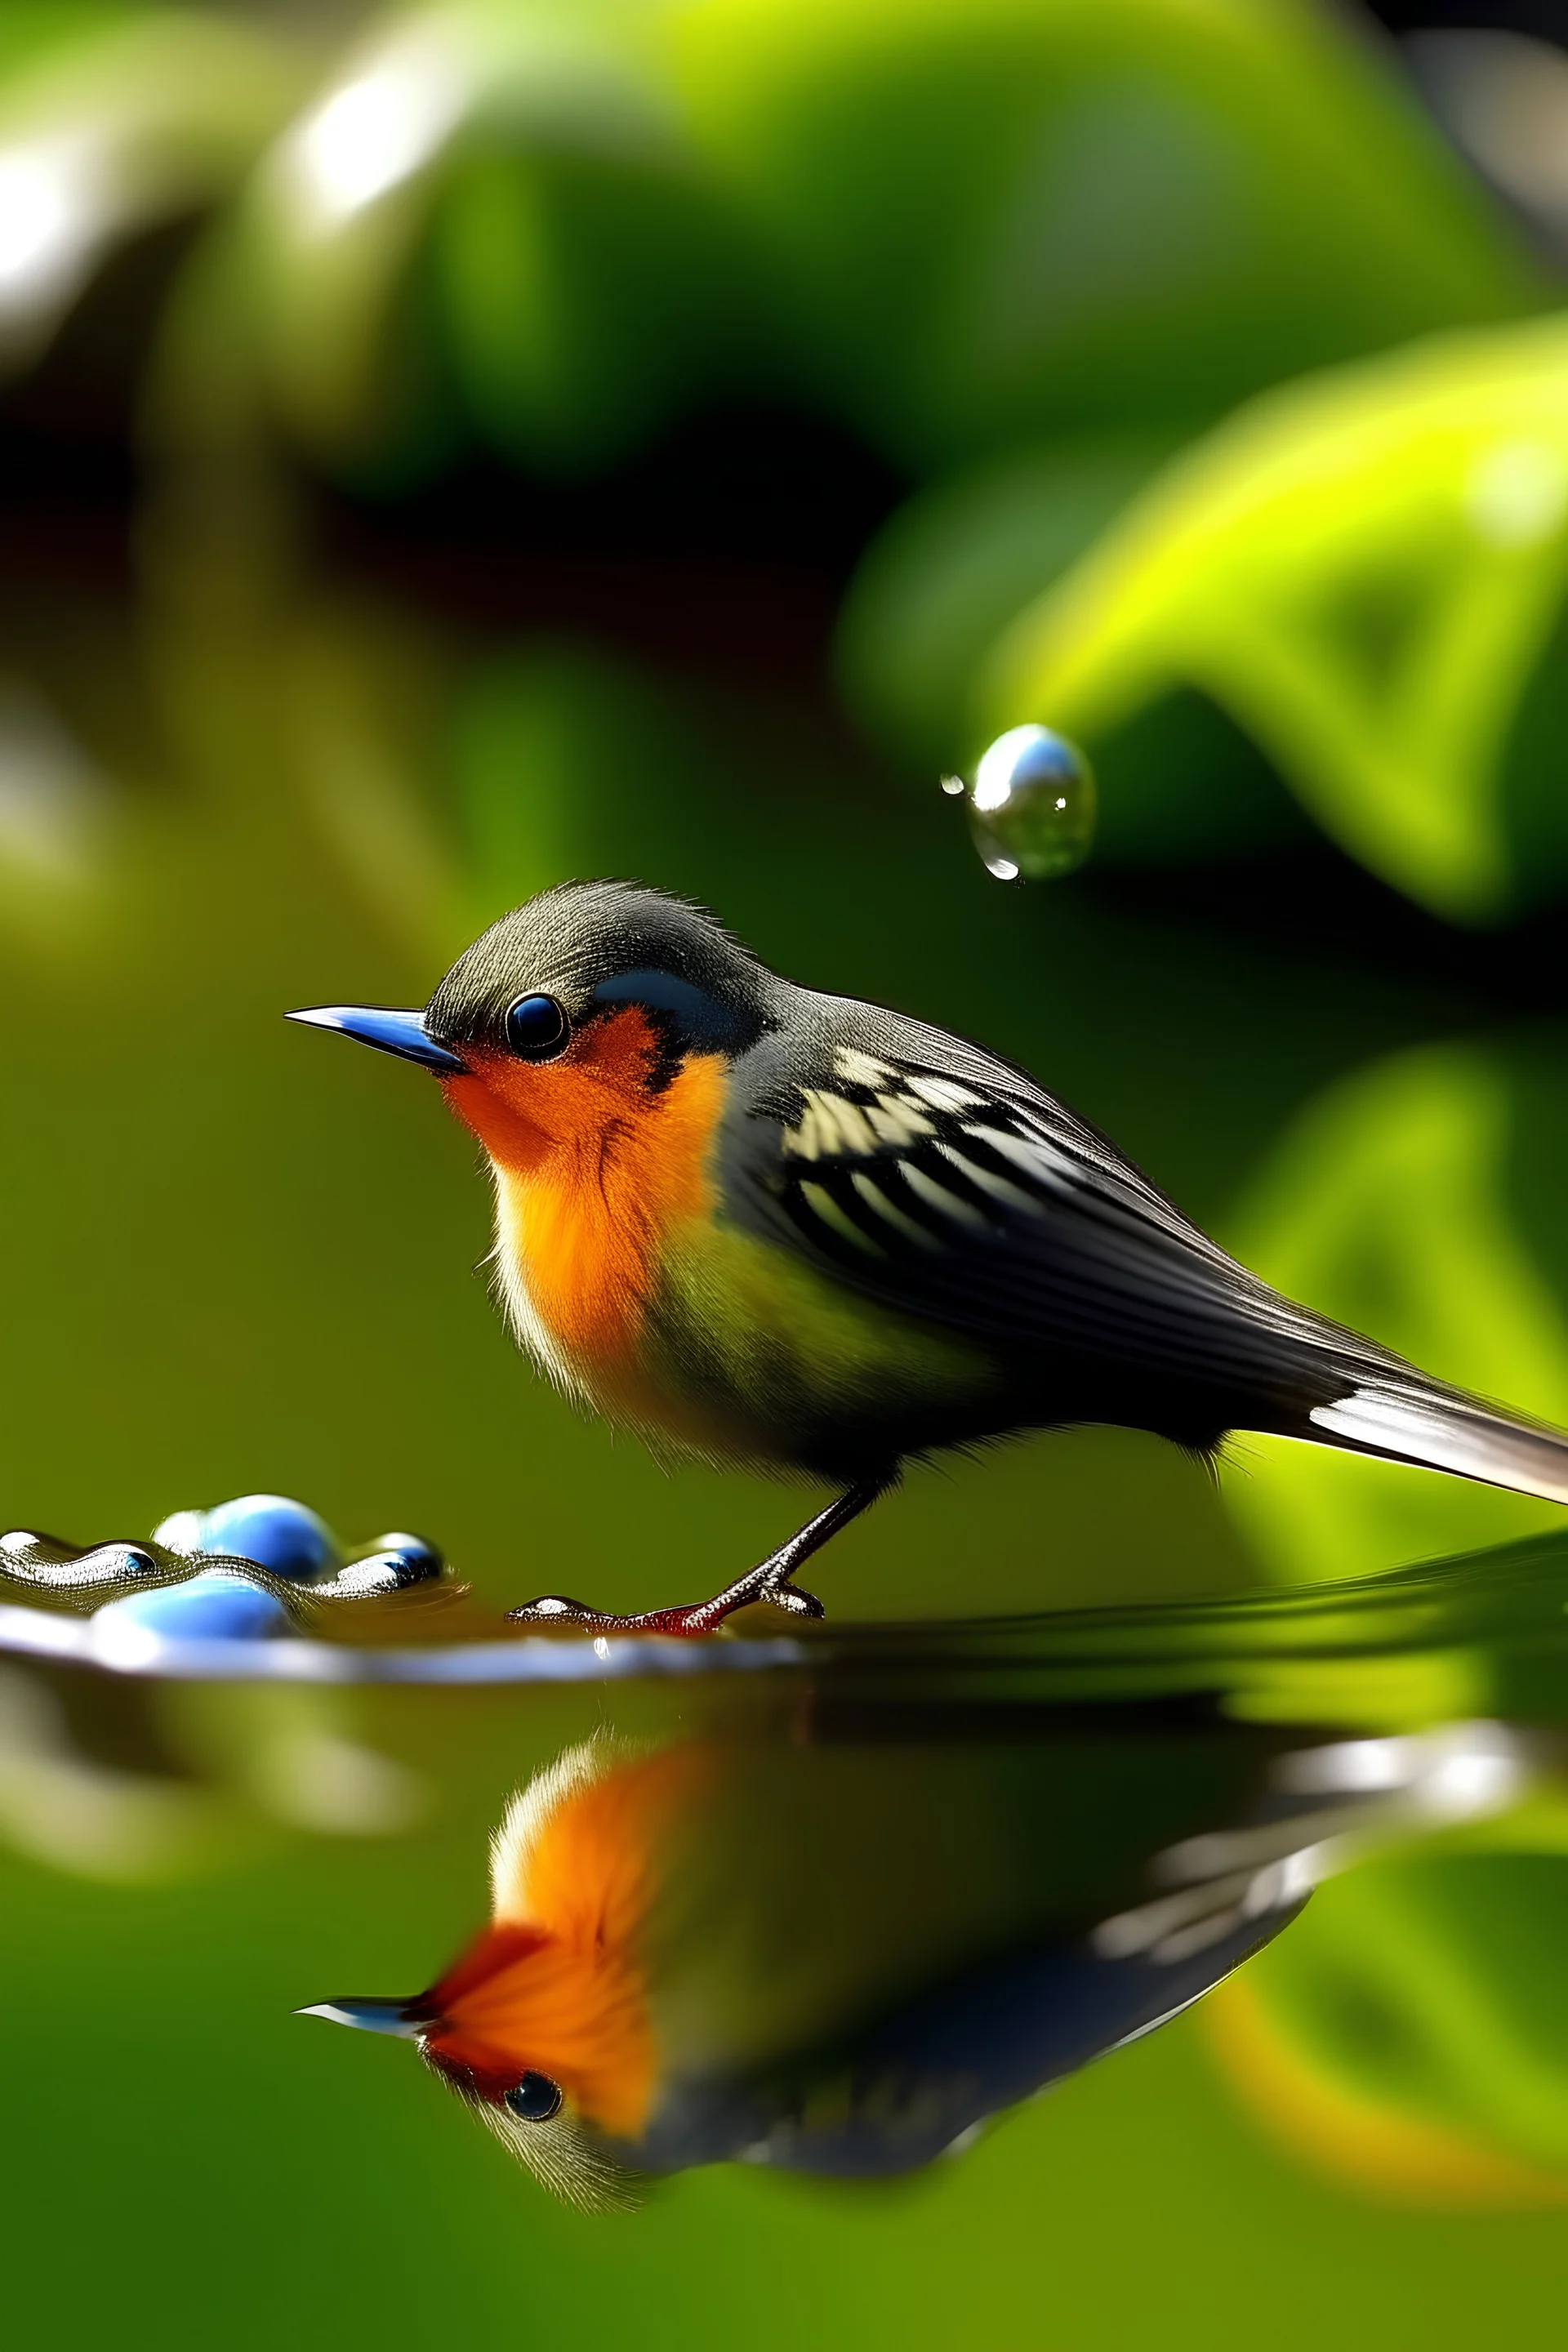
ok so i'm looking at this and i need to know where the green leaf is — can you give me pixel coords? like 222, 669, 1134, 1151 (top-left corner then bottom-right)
987, 317, 1568, 919
1221, 1039, 1568, 1584
232, 0, 1544, 480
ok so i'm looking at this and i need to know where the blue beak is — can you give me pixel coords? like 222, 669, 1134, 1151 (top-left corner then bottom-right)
287, 1005, 466, 1074
296, 1996, 427, 2038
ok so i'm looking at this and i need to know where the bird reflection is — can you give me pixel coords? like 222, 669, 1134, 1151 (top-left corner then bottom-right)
302, 1708, 1529, 2208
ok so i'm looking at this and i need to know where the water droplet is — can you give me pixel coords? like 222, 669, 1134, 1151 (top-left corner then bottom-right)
327, 1534, 445, 1596
960, 724, 1096, 882
1, 1534, 162, 1590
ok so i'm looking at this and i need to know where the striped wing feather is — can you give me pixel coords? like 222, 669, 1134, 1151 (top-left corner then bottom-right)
722, 1004, 1531, 1458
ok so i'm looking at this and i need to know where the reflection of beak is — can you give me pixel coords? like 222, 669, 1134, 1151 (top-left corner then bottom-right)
287, 1005, 466, 1074
296, 1995, 429, 2038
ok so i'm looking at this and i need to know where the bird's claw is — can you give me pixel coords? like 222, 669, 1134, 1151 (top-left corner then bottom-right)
755, 1577, 825, 1619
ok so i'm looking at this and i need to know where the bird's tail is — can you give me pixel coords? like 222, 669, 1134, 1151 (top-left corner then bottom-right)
1302, 1380, 1568, 1508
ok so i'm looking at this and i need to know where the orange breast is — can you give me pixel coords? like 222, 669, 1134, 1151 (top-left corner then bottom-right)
442, 1009, 727, 1373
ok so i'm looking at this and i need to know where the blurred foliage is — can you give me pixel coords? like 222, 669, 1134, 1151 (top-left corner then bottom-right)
0, 6, 303, 375
1220, 1038, 1568, 1584
979, 319, 1568, 920
0, 1664, 425, 1882
3, 0, 1566, 915
837, 431, 1319, 864
1209, 1851, 1568, 2208
216, 0, 1535, 479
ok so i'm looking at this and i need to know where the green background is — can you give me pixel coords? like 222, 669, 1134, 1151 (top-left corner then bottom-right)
5, 0, 1568, 2340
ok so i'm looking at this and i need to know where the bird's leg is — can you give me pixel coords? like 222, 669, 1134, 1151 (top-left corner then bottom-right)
506, 1472, 896, 1638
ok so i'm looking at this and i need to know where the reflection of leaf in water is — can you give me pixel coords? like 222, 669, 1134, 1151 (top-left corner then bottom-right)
1222, 1044, 1568, 1583
173, 1683, 427, 1839
0, 1654, 428, 1881
0, 1664, 217, 1883
1207, 1854, 1568, 2206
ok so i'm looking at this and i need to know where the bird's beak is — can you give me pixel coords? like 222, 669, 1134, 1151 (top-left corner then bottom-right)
296, 1996, 429, 2038
287, 1005, 466, 1074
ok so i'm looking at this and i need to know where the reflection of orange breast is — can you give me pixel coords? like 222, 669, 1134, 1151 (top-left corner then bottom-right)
443, 1018, 728, 1382
428, 1742, 716, 2137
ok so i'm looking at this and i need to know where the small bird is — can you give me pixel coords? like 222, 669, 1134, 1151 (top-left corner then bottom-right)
291, 880, 1568, 1632
298, 1721, 1312, 2206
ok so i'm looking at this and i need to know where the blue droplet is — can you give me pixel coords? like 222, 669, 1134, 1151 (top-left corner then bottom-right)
172, 1494, 342, 1584
94, 1570, 291, 1643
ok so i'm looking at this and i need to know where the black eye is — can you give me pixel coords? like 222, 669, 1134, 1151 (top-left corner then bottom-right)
504, 2072, 564, 2123
504, 995, 570, 1060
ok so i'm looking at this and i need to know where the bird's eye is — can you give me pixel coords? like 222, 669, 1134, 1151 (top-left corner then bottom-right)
504, 2072, 564, 2123
504, 995, 570, 1060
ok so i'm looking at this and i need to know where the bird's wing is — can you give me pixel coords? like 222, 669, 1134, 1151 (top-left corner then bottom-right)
722, 1006, 1410, 1432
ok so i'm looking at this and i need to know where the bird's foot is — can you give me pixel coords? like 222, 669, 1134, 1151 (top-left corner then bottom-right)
506, 1557, 824, 1641
506, 1476, 892, 1640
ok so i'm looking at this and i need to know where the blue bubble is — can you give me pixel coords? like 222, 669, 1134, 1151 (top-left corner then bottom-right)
94, 1570, 291, 1643
172, 1494, 342, 1584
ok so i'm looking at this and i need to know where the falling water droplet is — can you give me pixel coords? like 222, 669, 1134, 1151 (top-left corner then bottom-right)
960, 724, 1097, 882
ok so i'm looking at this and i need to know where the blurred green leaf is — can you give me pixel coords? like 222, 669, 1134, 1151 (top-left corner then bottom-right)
836, 432, 1317, 862
667, 0, 1541, 465
838, 436, 1178, 764
0, 8, 305, 377
1221, 1039, 1568, 1584
223, 0, 1544, 483
240, 3, 724, 480
429, 120, 778, 479
987, 317, 1568, 920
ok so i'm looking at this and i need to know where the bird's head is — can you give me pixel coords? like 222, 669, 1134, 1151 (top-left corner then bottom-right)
289, 880, 776, 1176
301, 1739, 706, 2212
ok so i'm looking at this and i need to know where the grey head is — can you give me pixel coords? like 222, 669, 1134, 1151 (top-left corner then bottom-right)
289, 880, 783, 1079
426, 880, 781, 1071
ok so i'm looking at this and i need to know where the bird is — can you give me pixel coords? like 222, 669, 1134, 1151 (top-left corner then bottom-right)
289, 877, 1568, 1633
296, 1717, 1316, 2207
